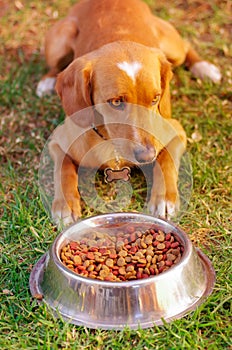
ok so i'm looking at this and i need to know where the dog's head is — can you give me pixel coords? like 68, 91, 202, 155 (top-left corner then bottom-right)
56, 41, 173, 164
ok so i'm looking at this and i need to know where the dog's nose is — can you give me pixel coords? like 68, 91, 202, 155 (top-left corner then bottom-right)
134, 145, 156, 163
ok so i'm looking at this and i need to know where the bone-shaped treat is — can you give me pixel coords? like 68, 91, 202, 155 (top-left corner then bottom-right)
104, 167, 131, 183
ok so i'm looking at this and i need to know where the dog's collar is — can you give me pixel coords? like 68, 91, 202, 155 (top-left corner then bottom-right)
91, 123, 131, 182
91, 123, 107, 140
91, 123, 120, 167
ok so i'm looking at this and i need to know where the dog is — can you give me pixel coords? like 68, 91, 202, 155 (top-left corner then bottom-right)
37, 0, 221, 225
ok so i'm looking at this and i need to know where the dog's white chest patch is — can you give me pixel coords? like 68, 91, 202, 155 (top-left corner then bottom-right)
117, 61, 142, 83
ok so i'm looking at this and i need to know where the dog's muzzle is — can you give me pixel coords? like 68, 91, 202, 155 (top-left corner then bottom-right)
134, 145, 156, 163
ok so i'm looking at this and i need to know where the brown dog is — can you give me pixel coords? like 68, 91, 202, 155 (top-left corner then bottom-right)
37, 0, 221, 225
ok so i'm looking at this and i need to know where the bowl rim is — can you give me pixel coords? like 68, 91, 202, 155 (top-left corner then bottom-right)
51, 212, 192, 287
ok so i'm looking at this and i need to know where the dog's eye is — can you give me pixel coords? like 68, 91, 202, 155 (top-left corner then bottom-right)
108, 98, 125, 110
151, 95, 160, 105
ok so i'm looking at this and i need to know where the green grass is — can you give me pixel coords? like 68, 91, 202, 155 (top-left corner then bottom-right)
0, 0, 231, 349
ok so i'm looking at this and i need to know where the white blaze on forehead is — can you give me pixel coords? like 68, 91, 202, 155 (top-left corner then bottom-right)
117, 61, 142, 83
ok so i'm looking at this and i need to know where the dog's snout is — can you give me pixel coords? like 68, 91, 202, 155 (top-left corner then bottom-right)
134, 145, 156, 163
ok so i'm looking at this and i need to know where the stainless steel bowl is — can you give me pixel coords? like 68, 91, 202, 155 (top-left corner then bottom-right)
30, 213, 215, 329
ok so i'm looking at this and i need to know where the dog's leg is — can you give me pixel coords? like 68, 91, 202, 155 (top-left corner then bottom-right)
49, 141, 81, 225
148, 119, 186, 219
184, 45, 221, 83
150, 16, 221, 83
36, 17, 79, 97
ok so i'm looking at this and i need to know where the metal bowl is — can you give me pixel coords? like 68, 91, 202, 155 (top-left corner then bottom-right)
30, 213, 215, 329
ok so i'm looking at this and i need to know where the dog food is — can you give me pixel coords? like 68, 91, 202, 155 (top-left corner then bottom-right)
60, 224, 184, 282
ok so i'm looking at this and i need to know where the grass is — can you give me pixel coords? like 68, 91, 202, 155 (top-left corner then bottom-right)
0, 0, 231, 348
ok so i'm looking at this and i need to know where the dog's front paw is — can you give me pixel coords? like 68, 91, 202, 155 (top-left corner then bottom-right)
51, 193, 81, 226
36, 77, 56, 97
148, 192, 180, 220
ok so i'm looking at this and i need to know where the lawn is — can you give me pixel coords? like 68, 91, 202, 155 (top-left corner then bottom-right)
0, 0, 231, 349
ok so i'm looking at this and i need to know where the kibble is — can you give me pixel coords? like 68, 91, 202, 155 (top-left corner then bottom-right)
117, 257, 126, 266
60, 224, 184, 282
157, 243, 166, 250
105, 258, 114, 267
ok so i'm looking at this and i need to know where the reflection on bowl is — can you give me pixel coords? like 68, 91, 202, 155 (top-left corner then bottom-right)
30, 213, 215, 329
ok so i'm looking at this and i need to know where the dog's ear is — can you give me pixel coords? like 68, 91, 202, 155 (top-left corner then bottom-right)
56, 57, 94, 126
158, 56, 173, 119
